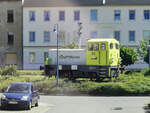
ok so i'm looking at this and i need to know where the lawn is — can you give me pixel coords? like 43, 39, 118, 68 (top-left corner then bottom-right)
0, 69, 150, 96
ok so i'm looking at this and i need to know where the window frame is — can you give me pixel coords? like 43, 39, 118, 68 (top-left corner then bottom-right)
90, 9, 98, 22
29, 31, 36, 42
74, 10, 80, 21
129, 10, 135, 20
144, 10, 150, 20
44, 31, 50, 42
114, 10, 121, 21
114, 31, 120, 41
29, 52, 35, 63
59, 11, 65, 21
129, 31, 135, 42
91, 31, 97, 38
7, 10, 14, 23
143, 30, 150, 40
44, 10, 50, 21
29, 11, 35, 22
8, 32, 14, 45
44, 52, 49, 62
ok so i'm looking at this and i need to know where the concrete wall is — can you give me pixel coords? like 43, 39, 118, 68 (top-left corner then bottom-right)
0, 0, 22, 69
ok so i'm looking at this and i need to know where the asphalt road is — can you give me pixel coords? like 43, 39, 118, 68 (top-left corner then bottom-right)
1, 95, 150, 113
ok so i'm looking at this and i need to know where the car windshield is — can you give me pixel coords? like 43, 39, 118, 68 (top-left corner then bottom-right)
6, 84, 30, 93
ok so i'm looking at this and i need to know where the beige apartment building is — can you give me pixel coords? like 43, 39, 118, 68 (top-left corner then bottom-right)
0, 0, 22, 69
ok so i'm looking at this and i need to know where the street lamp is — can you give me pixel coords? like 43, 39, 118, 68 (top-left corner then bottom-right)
53, 24, 59, 86
77, 22, 82, 48
148, 40, 150, 68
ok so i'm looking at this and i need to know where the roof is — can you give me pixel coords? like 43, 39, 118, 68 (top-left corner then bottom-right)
105, 0, 150, 5
88, 38, 119, 43
24, 0, 103, 7
24, 0, 150, 7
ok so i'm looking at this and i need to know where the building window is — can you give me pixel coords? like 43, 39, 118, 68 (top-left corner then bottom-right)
44, 31, 50, 42
44, 52, 49, 62
114, 31, 120, 41
29, 11, 35, 21
91, 31, 97, 38
8, 32, 14, 45
29, 52, 35, 63
143, 31, 150, 40
58, 31, 65, 43
114, 10, 121, 21
7, 10, 14, 23
129, 31, 135, 42
74, 11, 80, 21
6, 53, 17, 65
144, 10, 150, 20
44, 11, 50, 21
59, 11, 65, 21
129, 10, 135, 20
29, 32, 35, 42
90, 9, 98, 21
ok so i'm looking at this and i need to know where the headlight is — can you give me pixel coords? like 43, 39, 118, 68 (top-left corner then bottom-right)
21, 96, 28, 101
1, 94, 6, 100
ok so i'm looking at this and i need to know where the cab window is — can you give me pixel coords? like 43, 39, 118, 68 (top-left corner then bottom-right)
88, 43, 99, 51
110, 43, 113, 49
101, 43, 106, 50
115, 43, 119, 49
93, 43, 99, 51
88, 43, 93, 51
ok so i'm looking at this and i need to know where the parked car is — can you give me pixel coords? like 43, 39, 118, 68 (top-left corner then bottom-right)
1, 82, 40, 110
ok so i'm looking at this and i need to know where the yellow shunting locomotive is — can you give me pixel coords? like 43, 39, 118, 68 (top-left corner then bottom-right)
43, 38, 120, 80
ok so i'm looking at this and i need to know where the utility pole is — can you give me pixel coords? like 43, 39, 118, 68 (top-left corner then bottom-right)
148, 40, 150, 68
77, 22, 82, 48
53, 24, 59, 86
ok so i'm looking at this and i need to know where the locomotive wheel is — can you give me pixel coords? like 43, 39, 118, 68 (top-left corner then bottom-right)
96, 78, 104, 82
110, 69, 118, 78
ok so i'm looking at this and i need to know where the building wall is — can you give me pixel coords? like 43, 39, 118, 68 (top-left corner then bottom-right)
0, 0, 22, 69
23, 47, 55, 70
23, 5, 150, 69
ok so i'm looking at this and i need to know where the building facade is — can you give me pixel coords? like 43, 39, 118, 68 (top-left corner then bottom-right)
0, 0, 22, 69
23, 0, 150, 69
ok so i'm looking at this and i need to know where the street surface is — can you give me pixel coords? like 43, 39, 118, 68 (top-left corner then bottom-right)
1, 95, 150, 113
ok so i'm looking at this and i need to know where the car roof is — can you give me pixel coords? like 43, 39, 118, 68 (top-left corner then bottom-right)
11, 82, 33, 86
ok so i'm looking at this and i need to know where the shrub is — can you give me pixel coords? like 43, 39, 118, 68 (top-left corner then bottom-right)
0, 65, 19, 76
137, 40, 149, 63
120, 46, 138, 67
141, 68, 150, 76
18, 70, 43, 75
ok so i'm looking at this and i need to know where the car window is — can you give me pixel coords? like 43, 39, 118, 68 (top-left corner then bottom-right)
6, 84, 30, 93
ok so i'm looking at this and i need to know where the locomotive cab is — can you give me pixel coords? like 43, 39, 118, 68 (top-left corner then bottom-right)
86, 39, 120, 67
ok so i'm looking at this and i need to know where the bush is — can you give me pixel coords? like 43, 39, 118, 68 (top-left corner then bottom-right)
0, 65, 19, 76
137, 40, 149, 64
141, 68, 150, 76
120, 46, 138, 67
18, 70, 43, 75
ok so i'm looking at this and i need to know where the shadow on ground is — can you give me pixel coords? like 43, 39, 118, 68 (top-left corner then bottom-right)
143, 104, 150, 113
0, 106, 30, 111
